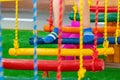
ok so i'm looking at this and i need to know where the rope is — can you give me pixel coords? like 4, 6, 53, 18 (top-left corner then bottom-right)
92, 0, 99, 71
88, 0, 91, 6
115, 0, 120, 44
103, 0, 109, 56
33, 0, 38, 80
48, 0, 53, 31
0, 2, 3, 80
14, 0, 19, 55
78, 0, 86, 80
104, 0, 108, 41
72, 3, 78, 21
56, 0, 63, 80
73, 0, 90, 21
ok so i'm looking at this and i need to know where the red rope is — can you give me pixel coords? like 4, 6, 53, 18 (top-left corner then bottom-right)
47, 0, 53, 31
57, 0, 63, 80
92, 0, 99, 71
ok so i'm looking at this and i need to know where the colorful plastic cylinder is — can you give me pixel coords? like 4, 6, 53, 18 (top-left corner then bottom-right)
69, 12, 118, 22
3, 58, 104, 71
29, 37, 120, 45
43, 25, 117, 33
90, 6, 118, 12
9, 47, 114, 56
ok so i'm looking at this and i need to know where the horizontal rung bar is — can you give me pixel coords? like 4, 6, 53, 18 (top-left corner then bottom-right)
44, 25, 117, 33
29, 37, 120, 45
3, 58, 104, 71
9, 47, 114, 56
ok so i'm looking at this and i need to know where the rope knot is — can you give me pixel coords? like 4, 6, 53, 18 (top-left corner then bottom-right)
47, 18, 53, 26
116, 30, 120, 37
103, 40, 109, 56
14, 39, 19, 56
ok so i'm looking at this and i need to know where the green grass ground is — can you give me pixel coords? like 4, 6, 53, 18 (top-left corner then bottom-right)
2, 29, 120, 80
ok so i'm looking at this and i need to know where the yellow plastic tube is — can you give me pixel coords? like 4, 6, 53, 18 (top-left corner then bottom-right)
9, 47, 114, 56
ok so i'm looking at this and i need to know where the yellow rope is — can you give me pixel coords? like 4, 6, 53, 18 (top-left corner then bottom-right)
72, 3, 78, 21
104, 0, 108, 41
78, 0, 86, 80
88, 0, 91, 6
14, 0, 19, 55
73, 0, 91, 21
115, 0, 120, 44
103, 0, 109, 56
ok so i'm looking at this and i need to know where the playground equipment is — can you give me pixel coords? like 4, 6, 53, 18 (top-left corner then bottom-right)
0, 0, 20, 80
29, 0, 116, 79
3, 58, 104, 71
8, 0, 104, 80
43, 1, 120, 65
0, 0, 120, 80
9, 48, 114, 56
8, 0, 120, 80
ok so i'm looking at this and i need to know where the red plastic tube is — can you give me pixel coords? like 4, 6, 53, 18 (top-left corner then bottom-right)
3, 58, 104, 71
90, 6, 118, 12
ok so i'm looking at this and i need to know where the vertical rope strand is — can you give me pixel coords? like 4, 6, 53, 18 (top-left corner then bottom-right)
73, 3, 78, 21
48, 0, 53, 30
103, 0, 109, 56
33, 0, 38, 80
94, 0, 99, 59
116, 0, 120, 44
88, 0, 91, 6
56, 0, 63, 80
0, 3, 3, 80
78, 0, 86, 80
104, 0, 108, 41
92, 0, 99, 71
14, 0, 19, 54
15, 0, 18, 41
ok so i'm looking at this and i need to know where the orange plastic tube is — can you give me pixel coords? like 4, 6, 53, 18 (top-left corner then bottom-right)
44, 25, 117, 33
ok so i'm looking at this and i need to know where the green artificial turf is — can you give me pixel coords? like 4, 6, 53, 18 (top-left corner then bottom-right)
2, 29, 120, 80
